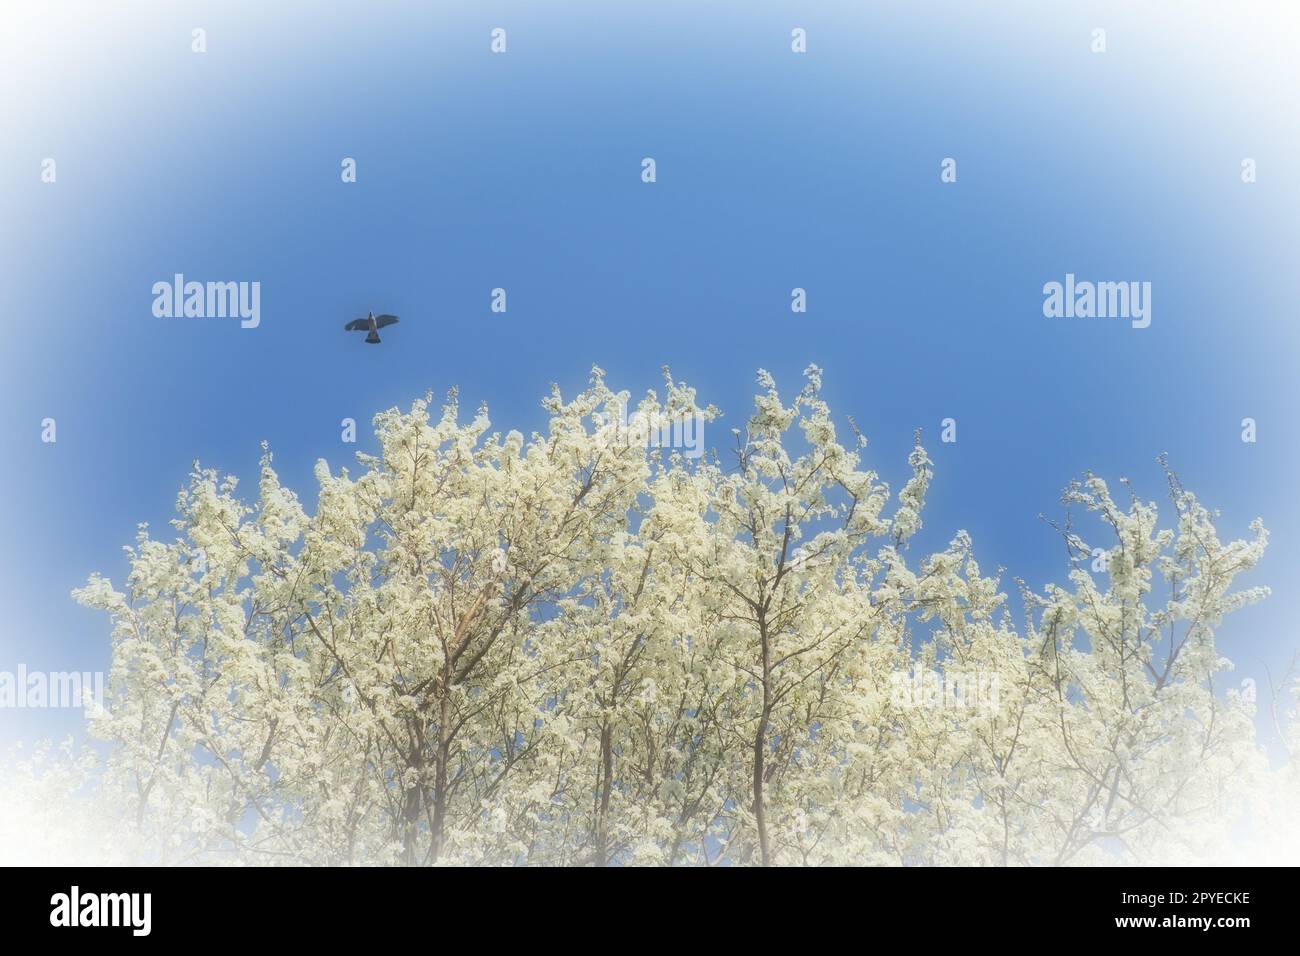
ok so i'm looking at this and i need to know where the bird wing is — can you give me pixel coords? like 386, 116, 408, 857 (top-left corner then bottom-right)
344, 318, 370, 331
375, 314, 399, 329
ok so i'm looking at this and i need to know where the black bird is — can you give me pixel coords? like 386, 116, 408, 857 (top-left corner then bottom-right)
345, 311, 399, 344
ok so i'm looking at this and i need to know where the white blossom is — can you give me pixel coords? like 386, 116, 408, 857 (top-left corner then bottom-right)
0, 371, 1292, 866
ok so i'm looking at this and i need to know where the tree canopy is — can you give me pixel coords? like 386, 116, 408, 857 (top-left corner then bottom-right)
6, 367, 1295, 866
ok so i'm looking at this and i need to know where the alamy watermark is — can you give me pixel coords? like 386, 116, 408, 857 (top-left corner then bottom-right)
50, 887, 151, 936
152, 274, 260, 328
0, 665, 105, 712
1043, 273, 1150, 329
889, 667, 1001, 717
598, 401, 705, 459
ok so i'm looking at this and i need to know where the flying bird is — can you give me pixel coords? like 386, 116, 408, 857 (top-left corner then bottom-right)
345, 311, 399, 344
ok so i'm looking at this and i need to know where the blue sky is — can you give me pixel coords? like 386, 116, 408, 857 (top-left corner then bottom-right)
2, 1, 1298, 747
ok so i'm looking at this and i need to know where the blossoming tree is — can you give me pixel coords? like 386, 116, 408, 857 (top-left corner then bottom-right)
8, 367, 1288, 865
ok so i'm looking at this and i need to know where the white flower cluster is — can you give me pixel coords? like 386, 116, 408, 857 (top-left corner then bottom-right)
2, 368, 1292, 866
